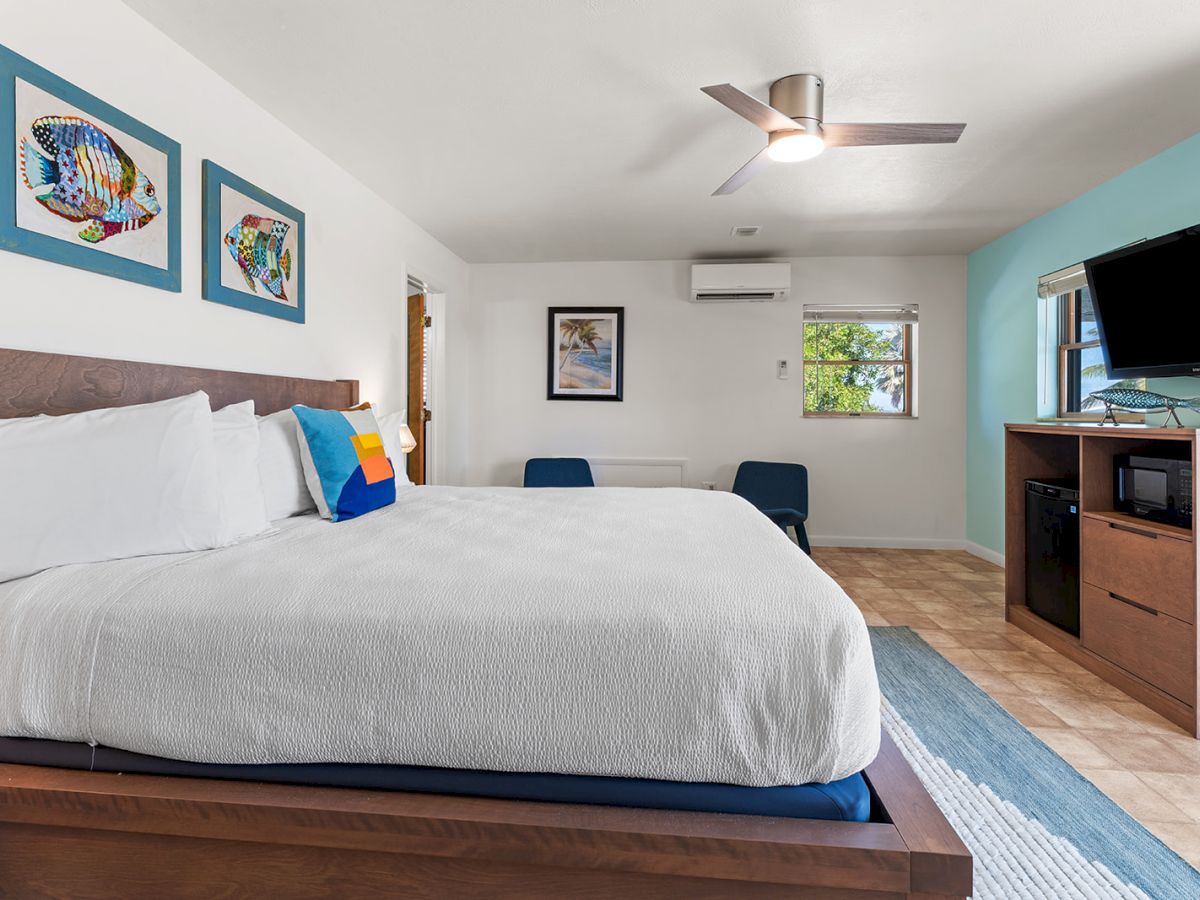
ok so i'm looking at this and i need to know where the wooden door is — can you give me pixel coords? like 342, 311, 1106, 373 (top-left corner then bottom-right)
406, 293, 427, 485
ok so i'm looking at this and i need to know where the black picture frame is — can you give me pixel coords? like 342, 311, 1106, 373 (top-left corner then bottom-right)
547, 306, 624, 401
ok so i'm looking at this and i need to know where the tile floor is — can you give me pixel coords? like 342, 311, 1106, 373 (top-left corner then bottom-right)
811, 545, 1200, 869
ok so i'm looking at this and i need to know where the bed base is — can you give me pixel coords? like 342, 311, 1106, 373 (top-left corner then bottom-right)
0, 733, 970, 899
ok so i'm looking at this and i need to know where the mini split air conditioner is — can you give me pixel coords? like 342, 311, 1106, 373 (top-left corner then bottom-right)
689, 263, 790, 303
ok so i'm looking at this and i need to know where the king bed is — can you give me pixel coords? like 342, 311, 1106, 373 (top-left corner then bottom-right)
0, 347, 971, 899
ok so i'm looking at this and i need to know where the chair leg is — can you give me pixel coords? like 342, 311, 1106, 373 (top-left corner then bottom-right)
777, 521, 791, 541
795, 523, 811, 555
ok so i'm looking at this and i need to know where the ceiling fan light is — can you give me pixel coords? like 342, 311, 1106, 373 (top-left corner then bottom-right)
767, 131, 825, 162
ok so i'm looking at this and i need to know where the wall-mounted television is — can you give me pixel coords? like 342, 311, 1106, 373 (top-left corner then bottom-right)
1085, 224, 1200, 379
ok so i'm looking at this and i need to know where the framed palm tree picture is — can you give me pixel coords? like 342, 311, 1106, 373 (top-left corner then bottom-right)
548, 307, 624, 401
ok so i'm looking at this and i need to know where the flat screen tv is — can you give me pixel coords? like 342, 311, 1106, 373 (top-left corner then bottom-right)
1085, 224, 1200, 379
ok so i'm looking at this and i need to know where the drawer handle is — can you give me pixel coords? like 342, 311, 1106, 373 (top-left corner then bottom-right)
1109, 522, 1159, 540
1109, 591, 1159, 616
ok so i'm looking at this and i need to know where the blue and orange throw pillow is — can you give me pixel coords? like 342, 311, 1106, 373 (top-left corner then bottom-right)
292, 405, 396, 521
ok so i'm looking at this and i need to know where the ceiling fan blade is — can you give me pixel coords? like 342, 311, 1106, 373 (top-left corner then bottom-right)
701, 84, 798, 134
822, 123, 966, 148
712, 147, 771, 196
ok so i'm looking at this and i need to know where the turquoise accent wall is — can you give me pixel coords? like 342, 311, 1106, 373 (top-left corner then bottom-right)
966, 132, 1200, 555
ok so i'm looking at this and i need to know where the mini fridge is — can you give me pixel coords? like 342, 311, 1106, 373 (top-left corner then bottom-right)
1024, 478, 1080, 636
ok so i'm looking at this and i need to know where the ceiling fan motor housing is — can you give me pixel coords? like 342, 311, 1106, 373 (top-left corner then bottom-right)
770, 73, 824, 134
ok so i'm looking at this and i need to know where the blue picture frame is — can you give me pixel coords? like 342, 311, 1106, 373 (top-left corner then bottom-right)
0, 44, 181, 292
202, 160, 305, 324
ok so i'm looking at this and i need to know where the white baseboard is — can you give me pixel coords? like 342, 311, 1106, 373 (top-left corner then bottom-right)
962, 541, 1005, 567
809, 535, 969, 551
808, 534, 1007, 567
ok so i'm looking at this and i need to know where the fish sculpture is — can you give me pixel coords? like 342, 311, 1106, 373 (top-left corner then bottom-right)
19, 115, 161, 243
1088, 387, 1200, 427
224, 215, 293, 301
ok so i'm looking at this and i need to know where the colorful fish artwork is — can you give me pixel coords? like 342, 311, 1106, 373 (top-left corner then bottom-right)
19, 115, 161, 243
224, 214, 293, 301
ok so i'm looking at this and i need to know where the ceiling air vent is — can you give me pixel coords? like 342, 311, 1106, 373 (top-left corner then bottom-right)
731, 225, 761, 237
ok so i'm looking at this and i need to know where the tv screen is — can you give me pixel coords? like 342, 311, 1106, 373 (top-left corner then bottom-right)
1085, 226, 1200, 379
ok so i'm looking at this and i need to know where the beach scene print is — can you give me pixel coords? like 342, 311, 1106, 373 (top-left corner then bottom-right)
556, 315, 616, 392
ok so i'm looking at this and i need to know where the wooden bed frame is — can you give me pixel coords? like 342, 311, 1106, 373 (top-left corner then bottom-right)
0, 347, 971, 898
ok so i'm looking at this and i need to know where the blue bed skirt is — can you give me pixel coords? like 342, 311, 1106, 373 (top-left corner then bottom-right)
0, 736, 870, 822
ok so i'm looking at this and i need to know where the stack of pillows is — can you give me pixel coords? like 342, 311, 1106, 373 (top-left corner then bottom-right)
0, 393, 411, 583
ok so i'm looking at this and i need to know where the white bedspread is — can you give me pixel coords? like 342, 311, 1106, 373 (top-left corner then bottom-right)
0, 486, 880, 786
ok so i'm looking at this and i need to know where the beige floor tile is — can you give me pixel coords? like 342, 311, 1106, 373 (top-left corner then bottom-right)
877, 611, 942, 630
1076, 731, 1198, 774
1135, 771, 1200, 823
1029, 727, 1120, 769
933, 647, 995, 671
1028, 651, 1091, 676
998, 696, 1069, 728
970, 649, 1057, 674
1035, 697, 1138, 731
913, 628, 962, 648
949, 632, 1025, 651
837, 575, 887, 587
853, 588, 905, 602
1002, 672, 1093, 700
1077, 769, 1194, 824
966, 669, 1026, 698
1105, 701, 1187, 737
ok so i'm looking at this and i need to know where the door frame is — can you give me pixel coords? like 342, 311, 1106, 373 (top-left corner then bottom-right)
405, 273, 446, 486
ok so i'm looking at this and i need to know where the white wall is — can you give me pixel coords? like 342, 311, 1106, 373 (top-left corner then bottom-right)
0, 1, 475, 484
470, 257, 967, 546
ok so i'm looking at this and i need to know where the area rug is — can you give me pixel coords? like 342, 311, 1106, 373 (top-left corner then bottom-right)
871, 626, 1200, 900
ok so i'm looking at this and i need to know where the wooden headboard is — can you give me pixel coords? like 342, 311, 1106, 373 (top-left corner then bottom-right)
0, 348, 359, 418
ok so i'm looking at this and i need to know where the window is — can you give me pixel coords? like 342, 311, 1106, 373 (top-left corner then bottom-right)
1055, 286, 1143, 417
802, 306, 916, 417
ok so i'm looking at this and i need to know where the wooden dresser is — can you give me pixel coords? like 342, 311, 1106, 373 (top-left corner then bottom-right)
1005, 423, 1198, 736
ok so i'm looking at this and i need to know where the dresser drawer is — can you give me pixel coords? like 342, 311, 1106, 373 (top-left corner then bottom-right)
1081, 583, 1195, 704
1082, 516, 1195, 622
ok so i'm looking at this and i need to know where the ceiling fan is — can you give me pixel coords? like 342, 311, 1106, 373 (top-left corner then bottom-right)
701, 75, 965, 195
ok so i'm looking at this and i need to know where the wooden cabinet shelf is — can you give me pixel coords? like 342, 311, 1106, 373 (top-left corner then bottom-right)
1005, 423, 1199, 736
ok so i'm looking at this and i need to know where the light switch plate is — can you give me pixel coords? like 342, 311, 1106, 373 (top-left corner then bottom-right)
777, 360, 789, 380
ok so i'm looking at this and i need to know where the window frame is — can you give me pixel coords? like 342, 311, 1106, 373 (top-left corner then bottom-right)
1055, 288, 1144, 421
802, 322, 914, 418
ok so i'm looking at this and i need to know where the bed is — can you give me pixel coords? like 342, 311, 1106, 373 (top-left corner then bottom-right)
0, 347, 971, 899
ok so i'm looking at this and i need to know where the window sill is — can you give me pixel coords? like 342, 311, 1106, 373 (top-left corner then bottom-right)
803, 413, 917, 419
1038, 415, 1146, 425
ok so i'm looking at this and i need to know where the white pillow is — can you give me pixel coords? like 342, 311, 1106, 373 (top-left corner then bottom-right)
375, 407, 413, 487
257, 409, 317, 520
213, 401, 271, 541
0, 391, 225, 583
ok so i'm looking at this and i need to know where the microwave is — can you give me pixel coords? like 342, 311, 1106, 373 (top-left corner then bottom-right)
1115, 454, 1193, 527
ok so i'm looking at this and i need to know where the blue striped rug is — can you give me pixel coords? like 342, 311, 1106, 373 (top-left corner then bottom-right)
871, 626, 1200, 900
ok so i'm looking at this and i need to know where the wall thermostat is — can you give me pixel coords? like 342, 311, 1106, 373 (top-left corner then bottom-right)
777, 360, 789, 380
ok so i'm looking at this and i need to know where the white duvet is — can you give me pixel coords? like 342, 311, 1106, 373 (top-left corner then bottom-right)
0, 486, 880, 786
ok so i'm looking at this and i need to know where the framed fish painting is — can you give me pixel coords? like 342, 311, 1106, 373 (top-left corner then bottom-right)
547, 307, 624, 401
0, 44, 181, 291
202, 160, 305, 324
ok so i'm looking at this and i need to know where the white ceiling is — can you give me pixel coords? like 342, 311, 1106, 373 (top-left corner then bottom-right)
125, 0, 1200, 263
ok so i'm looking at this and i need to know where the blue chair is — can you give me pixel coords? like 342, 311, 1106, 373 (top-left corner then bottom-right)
523, 457, 594, 488
731, 461, 811, 554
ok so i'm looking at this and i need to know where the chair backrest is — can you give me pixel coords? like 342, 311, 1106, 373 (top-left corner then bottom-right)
523, 457, 595, 488
731, 461, 808, 514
